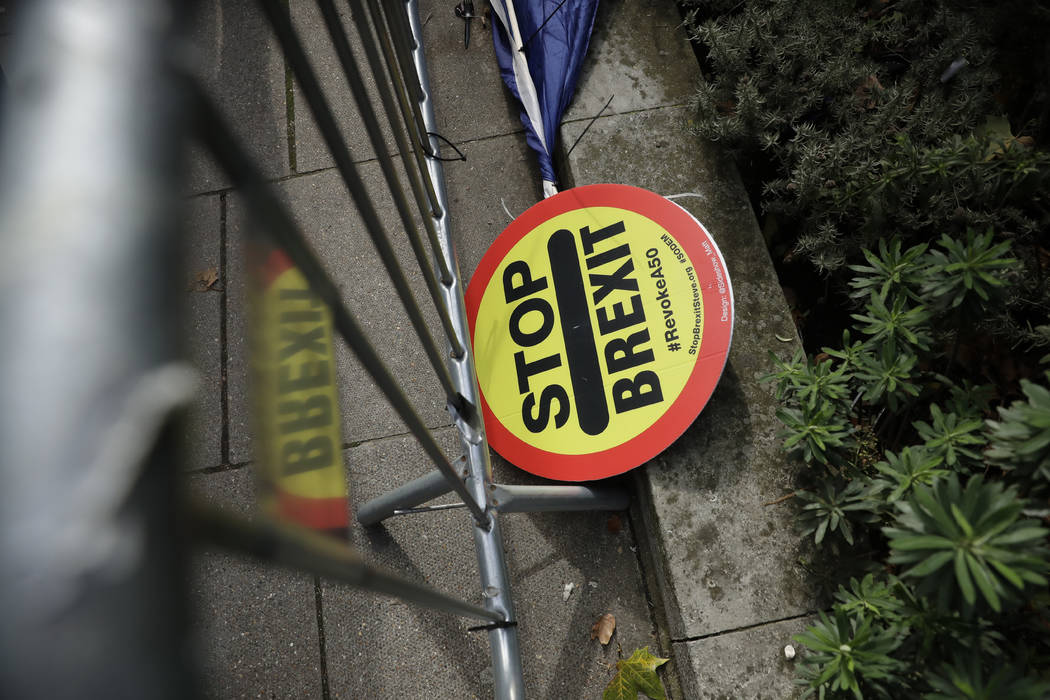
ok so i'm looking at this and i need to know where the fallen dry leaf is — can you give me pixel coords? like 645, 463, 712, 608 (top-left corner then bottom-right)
591, 613, 616, 645
606, 515, 622, 534
190, 266, 220, 292
603, 646, 667, 700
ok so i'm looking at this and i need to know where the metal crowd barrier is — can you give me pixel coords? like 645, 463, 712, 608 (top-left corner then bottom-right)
0, 1, 629, 698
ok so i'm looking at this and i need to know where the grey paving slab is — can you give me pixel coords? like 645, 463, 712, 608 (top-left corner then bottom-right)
676, 616, 816, 700
324, 428, 486, 698
563, 0, 698, 124
565, 106, 822, 640
417, 0, 524, 145
290, 0, 396, 173
323, 428, 658, 699
187, 0, 289, 194
226, 164, 449, 464
188, 467, 324, 699
499, 508, 661, 699
443, 132, 545, 282
182, 195, 224, 471
291, 0, 523, 174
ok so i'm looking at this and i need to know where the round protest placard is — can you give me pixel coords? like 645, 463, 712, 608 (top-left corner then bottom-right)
466, 184, 733, 481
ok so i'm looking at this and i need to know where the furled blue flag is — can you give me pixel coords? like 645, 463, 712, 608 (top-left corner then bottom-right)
490, 0, 600, 198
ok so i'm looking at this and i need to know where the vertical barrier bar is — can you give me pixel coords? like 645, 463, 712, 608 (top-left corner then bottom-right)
351, 0, 446, 229
364, 0, 434, 163
378, 0, 426, 105
255, 0, 461, 405
314, 0, 464, 358
343, 0, 448, 266
401, 2, 526, 696
188, 82, 490, 529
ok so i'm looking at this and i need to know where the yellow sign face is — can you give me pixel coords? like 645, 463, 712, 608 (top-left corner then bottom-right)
466, 185, 733, 481
253, 251, 348, 533
473, 207, 701, 454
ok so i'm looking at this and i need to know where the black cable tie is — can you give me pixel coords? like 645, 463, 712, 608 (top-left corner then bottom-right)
467, 619, 519, 632
424, 131, 467, 161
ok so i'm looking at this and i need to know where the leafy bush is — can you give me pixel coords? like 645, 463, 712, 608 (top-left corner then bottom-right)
683, 1, 1050, 694
763, 244, 1050, 695
924, 660, 1050, 700
683, 0, 1050, 351
986, 378, 1050, 494
760, 231, 1050, 695
794, 609, 904, 699
885, 474, 1048, 612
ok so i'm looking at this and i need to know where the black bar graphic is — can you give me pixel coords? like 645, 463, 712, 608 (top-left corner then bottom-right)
547, 229, 610, 435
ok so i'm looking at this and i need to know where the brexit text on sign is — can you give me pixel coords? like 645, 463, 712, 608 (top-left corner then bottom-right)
251, 248, 350, 536
466, 184, 733, 481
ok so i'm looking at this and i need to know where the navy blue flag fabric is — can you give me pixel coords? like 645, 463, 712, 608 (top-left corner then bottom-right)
490, 0, 599, 197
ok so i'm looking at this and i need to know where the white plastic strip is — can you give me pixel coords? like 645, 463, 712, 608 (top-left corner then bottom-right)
489, 0, 549, 159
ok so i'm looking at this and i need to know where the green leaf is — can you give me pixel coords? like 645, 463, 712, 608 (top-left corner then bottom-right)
888, 534, 954, 550
950, 503, 974, 538
954, 549, 976, 605
902, 549, 953, 577
966, 553, 1002, 612
913, 486, 959, 538
988, 559, 1025, 589
990, 526, 1049, 545
603, 647, 669, 700
815, 518, 829, 544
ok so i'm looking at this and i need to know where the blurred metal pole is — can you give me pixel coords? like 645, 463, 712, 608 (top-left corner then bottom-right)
256, 0, 462, 407
0, 0, 195, 698
191, 499, 502, 623
314, 0, 464, 358
187, 82, 490, 528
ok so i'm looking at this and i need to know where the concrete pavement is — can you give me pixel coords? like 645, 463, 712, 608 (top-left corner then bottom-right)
179, 0, 818, 697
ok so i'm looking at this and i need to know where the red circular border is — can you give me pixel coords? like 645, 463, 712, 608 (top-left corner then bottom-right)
466, 184, 733, 481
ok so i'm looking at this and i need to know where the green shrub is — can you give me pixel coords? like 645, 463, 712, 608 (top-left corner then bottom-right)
986, 376, 1050, 494
686, 1, 1050, 694
797, 481, 880, 547
885, 474, 1048, 613
758, 237, 1049, 697
683, 0, 1050, 350
794, 609, 904, 699
924, 660, 1050, 700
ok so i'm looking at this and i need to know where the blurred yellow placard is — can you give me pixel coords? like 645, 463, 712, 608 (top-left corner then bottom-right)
252, 248, 348, 536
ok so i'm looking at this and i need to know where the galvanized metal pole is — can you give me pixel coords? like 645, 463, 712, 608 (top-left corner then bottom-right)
313, 0, 465, 358
403, 2, 526, 696
490, 485, 631, 514
356, 470, 455, 526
